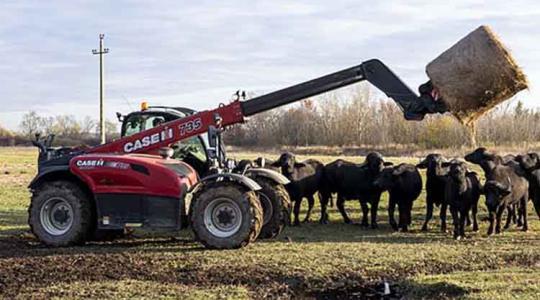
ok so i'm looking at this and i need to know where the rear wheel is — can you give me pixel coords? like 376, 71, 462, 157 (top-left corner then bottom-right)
29, 181, 92, 247
252, 177, 291, 239
190, 182, 263, 249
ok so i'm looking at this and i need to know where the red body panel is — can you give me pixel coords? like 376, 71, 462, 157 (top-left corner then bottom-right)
70, 154, 198, 198
89, 101, 244, 155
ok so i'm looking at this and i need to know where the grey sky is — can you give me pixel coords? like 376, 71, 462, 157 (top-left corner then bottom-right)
0, 0, 538, 130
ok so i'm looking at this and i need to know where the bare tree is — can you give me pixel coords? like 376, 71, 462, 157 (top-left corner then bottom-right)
19, 111, 42, 137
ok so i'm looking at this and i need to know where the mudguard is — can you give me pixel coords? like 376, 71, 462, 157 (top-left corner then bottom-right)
190, 172, 262, 195
28, 165, 70, 189
245, 168, 290, 185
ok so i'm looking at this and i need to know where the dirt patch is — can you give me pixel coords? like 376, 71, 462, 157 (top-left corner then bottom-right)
0, 236, 372, 298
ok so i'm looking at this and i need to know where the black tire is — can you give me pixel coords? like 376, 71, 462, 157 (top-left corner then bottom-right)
190, 182, 263, 249
28, 181, 92, 247
252, 177, 291, 239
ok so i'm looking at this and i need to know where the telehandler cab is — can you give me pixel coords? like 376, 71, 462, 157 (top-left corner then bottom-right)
29, 59, 446, 249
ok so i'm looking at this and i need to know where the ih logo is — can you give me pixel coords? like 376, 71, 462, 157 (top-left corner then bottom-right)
123, 128, 174, 153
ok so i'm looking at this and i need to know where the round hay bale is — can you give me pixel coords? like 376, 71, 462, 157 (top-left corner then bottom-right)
426, 25, 528, 125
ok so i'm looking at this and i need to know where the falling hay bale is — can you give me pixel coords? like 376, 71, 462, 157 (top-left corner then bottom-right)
426, 25, 528, 126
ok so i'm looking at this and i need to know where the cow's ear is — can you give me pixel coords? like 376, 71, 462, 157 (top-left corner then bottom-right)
383, 162, 394, 167
416, 160, 427, 169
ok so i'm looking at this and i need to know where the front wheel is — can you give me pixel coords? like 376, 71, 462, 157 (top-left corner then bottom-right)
28, 181, 92, 247
190, 182, 263, 249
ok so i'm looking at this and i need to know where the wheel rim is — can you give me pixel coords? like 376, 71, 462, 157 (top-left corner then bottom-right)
257, 192, 273, 226
203, 197, 243, 238
40, 197, 74, 236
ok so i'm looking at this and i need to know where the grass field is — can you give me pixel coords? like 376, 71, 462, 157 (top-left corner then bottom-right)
1, 147, 540, 299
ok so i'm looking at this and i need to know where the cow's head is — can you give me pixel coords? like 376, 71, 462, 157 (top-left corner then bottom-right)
274, 152, 296, 175
516, 153, 540, 171
483, 179, 512, 212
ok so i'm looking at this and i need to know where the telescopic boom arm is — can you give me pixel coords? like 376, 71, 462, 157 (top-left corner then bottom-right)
89, 59, 446, 155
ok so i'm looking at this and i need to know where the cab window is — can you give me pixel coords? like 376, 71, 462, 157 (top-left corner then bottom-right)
123, 115, 165, 136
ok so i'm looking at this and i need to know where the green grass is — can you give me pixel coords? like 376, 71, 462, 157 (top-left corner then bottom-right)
1, 147, 540, 299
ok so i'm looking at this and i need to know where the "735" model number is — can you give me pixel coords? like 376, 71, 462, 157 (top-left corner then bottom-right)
179, 118, 202, 135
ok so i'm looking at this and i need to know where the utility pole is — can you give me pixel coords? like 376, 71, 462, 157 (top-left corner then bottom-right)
92, 34, 109, 144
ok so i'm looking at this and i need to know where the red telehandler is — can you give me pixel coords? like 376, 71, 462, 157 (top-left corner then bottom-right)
29, 59, 446, 249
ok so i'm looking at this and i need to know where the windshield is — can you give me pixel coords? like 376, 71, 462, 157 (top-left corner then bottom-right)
124, 114, 166, 136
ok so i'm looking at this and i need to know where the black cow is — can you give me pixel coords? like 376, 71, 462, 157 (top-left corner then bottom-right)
374, 163, 422, 232
515, 152, 540, 220
484, 178, 529, 235
233, 159, 254, 173
416, 154, 450, 232
443, 160, 481, 239
465, 148, 529, 235
272, 152, 323, 226
319, 152, 392, 227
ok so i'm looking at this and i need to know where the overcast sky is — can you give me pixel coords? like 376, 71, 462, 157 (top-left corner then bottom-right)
0, 0, 538, 130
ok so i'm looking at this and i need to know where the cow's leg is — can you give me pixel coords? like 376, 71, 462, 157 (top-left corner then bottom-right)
487, 211, 495, 236
521, 196, 529, 232
440, 203, 448, 233
472, 202, 479, 232
504, 206, 514, 229
406, 200, 414, 231
459, 209, 467, 238
516, 204, 523, 227
370, 195, 380, 229
303, 195, 315, 223
495, 206, 504, 234
388, 196, 398, 231
398, 202, 409, 232
337, 195, 352, 224
360, 201, 369, 227
292, 197, 302, 226
450, 206, 459, 239
421, 199, 434, 232
319, 191, 330, 225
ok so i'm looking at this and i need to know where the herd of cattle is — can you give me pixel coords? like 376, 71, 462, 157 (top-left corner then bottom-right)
237, 147, 540, 239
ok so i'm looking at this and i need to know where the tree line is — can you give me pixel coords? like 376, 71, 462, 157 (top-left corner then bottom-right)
224, 86, 540, 150
0, 111, 119, 146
